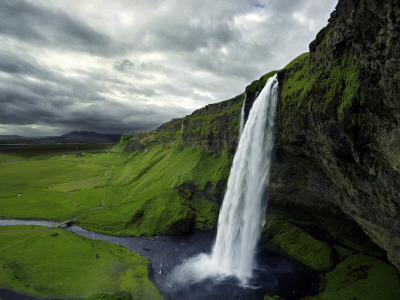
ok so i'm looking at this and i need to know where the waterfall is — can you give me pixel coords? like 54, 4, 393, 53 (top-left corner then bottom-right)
170, 75, 279, 285
239, 95, 246, 137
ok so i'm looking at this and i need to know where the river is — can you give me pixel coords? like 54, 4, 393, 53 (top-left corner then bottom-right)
0, 220, 318, 300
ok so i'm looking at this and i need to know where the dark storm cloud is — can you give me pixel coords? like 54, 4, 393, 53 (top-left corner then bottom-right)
0, 0, 338, 136
0, 52, 181, 134
0, 0, 116, 56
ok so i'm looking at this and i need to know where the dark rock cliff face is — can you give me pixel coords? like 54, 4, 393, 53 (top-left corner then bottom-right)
263, 0, 400, 272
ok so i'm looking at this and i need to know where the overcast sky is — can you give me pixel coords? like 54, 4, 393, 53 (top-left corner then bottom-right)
0, 0, 337, 136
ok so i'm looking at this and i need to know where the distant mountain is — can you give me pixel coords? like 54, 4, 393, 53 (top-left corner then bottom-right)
57, 131, 122, 143
0, 135, 25, 141
0, 131, 121, 144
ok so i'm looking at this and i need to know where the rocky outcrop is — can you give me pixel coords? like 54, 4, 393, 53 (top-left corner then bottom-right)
123, 95, 243, 156
181, 95, 243, 156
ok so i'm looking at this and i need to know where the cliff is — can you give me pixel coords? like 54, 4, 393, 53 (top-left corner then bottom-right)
271, 0, 400, 273
119, 0, 400, 273
123, 94, 243, 156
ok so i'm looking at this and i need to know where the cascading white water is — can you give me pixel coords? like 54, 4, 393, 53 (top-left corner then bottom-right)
170, 75, 279, 285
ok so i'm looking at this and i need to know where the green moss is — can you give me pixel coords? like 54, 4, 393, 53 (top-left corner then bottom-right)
86, 293, 133, 300
267, 205, 385, 259
263, 216, 334, 270
123, 93, 243, 154
245, 71, 278, 95
314, 254, 400, 300
333, 245, 354, 260
327, 52, 360, 122
278, 50, 361, 143
0, 226, 162, 299
181, 94, 244, 148
264, 295, 285, 300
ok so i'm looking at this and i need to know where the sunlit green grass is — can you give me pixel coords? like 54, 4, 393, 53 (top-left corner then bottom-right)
77, 145, 230, 235
0, 144, 115, 162
0, 225, 162, 299
0, 142, 228, 236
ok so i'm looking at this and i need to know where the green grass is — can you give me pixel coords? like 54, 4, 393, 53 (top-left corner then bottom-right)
123, 94, 244, 155
0, 225, 162, 299
245, 71, 278, 96
0, 137, 229, 236
0, 144, 115, 162
77, 144, 231, 235
0, 147, 128, 221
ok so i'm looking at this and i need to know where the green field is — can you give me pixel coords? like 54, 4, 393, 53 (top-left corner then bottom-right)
0, 225, 162, 299
0, 143, 116, 162
0, 142, 229, 236
0, 144, 129, 222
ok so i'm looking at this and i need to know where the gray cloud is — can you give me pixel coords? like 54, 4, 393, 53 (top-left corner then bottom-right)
114, 59, 135, 72
0, 0, 338, 136
0, 0, 116, 56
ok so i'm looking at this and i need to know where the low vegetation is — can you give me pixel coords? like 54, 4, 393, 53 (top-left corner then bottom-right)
263, 216, 334, 271
0, 145, 128, 221
0, 225, 162, 299
262, 214, 400, 300
0, 141, 230, 236
77, 144, 231, 235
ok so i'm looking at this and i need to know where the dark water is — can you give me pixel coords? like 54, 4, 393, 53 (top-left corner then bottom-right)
0, 220, 318, 300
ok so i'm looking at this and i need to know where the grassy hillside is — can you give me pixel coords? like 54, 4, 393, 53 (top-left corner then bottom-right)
76, 144, 231, 235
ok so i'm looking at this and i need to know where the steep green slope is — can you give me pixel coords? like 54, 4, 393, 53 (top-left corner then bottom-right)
123, 94, 244, 156
73, 93, 244, 236
77, 144, 231, 235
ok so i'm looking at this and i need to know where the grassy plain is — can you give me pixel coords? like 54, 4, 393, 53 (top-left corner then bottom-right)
0, 225, 162, 299
0, 144, 128, 221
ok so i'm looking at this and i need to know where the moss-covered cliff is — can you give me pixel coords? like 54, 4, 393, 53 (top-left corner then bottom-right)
273, 0, 400, 273
123, 94, 244, 156
117, 0, 400, 276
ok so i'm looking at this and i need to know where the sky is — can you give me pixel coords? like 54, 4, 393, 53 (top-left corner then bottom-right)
0, 0, 338, 136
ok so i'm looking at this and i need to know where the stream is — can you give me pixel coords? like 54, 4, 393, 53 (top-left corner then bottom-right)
0, 220, 318, 300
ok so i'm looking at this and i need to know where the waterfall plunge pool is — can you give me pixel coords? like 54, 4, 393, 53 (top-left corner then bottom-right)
0, 220, 318, 300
